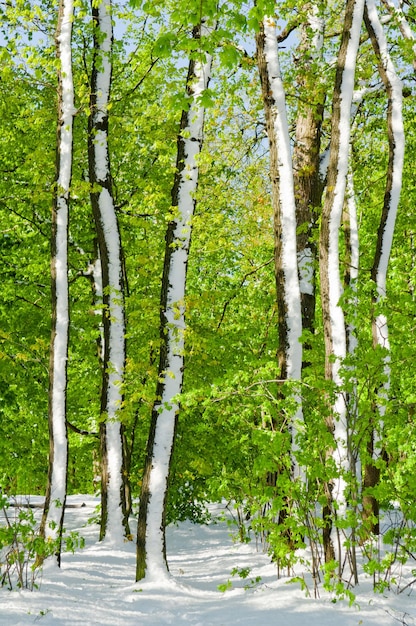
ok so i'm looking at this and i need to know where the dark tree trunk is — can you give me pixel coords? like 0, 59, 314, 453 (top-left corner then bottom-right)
88, 0, 129, 542
40, 0, 74, 565
136, 21, 214, 581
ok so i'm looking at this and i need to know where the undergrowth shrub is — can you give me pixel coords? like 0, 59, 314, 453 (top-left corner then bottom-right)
0, 494, 84, 590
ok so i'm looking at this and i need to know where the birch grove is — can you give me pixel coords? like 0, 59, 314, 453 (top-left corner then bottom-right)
0, 0, 415, 590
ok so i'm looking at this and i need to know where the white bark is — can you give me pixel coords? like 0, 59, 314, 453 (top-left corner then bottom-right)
143, 28, 213, 582
99, 190, 125, 545
262, 17, 303, 472
45, 0, 74, 543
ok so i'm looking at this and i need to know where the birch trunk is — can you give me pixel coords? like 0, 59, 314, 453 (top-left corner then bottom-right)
136, 22, 214, 582
319, 0, 364, 567
40, 0, 74, 564
256, 18, 303, 487
363, 0, 404, 534
88, 0, 128, 544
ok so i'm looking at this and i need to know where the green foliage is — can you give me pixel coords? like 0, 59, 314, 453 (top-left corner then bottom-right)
1, 0, 416, 600
0, 495, 84, 590
322, 560, 357, 606
218, 566, 262, 592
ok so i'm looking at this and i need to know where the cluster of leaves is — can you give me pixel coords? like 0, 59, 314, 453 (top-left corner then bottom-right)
218, 566, 262, 593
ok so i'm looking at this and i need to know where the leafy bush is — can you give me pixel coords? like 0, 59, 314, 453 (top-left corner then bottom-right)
0, 494, 84, 590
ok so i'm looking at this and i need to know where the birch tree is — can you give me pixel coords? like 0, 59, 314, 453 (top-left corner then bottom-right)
88, 0, 128, 544
40, 0, 75, 564
136, 20, 214, 582
318, 0, 364, 566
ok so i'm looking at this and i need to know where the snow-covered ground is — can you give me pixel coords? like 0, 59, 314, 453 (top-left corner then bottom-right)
1, 495, 415, 625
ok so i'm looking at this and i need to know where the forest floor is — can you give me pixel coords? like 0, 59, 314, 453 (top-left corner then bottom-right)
0, 495, 416, 625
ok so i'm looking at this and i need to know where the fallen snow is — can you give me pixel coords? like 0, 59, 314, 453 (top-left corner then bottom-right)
1, 496, 415, 625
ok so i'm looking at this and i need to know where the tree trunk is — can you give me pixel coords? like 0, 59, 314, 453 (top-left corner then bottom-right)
136, 21, 214, 582
254, 17, 304, 559
363, 0, 404, 535
319, 0, 364, 569
343, 170, 360, 481
88, 0, 129, 544
40, 0, 74, 565
256, 17, 303, 473
293, 6, 325, 342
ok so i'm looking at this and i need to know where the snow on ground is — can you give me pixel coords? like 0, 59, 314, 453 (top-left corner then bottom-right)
1, 496, 416, 625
